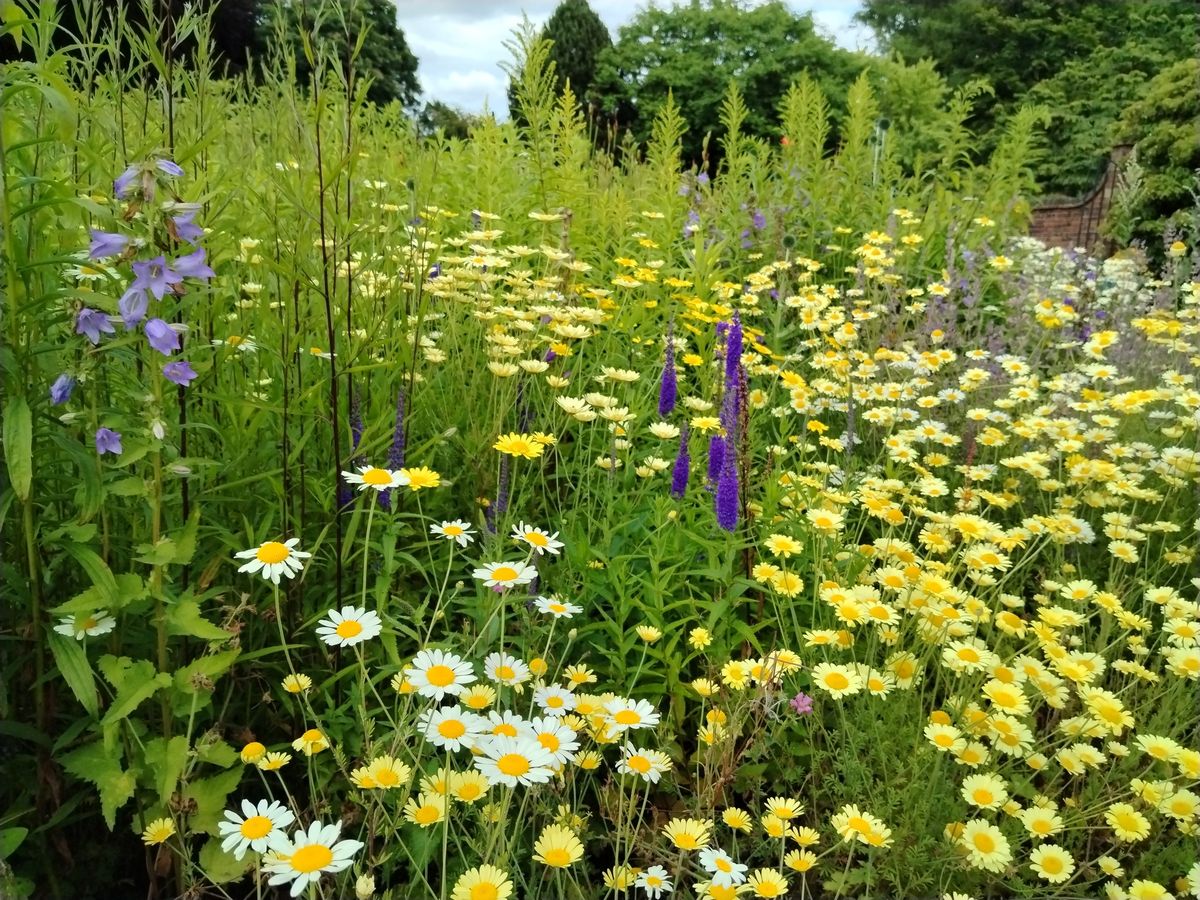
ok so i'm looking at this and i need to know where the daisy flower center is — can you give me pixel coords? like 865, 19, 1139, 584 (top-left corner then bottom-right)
240, 815, 272, 839
256, 541, 290, 564
715, 857, 732, 873
1043, 857, 1063, 874
361, 468, 392, 485
524, 532, 548, 546
444, 525, 464, 536
495, 665, 515, 680
336, 620, 363, 639
627, 755, 651, 773
549, 603, 566, 614
613, 710, 641, 726
538, 734, 561, 752
973, 790, 994, 805
825, 672, 850, 690
545, 696, 564, 709
493, 723, 518, 737
470, 886, 499, 900
491, 566, 518, 582
972, 832, 995, 853
414, 806, 440, 825
439, 720, 467, 739
497, 753, 530, 777
80, 616, 97, 631
426, 665, 456, 687
375, 768, 400, 787
290, 844, 333, 873
542, 849, 570, 866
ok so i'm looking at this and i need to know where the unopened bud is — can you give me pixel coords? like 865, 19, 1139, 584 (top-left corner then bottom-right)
151, 420, 166, 440
355, 874, 375, 899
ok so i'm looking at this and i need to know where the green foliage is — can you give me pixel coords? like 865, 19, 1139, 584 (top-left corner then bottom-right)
1114, 58, 1200, 250
590, 0, 861, 165
271, 0, 419, 107
507, 0, 611, 125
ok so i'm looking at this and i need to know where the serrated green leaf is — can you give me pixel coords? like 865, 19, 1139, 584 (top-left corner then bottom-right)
198, 837, 253, 884
173, 650, 239, 694
172, 508, 200, 565
165, 600, 228, 640
107, 477, 146, 497
183, 767, 244, 835
52, 573, 145, 615
98, 658, 170, 726
135, 538, 178, 566
47, 632, 98, 717
194, 739, 238, 768
60, 740, 135, 828
142, 736, 189, 806
2, 397, 32, 500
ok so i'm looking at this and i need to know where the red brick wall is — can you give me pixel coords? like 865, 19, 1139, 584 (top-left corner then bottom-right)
1028, 147, 1130, 253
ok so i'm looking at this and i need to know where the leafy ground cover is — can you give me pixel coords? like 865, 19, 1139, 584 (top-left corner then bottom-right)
1, 5, 1198, 900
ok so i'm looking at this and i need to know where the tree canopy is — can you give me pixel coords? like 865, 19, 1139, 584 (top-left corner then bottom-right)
589, 0, 860, 165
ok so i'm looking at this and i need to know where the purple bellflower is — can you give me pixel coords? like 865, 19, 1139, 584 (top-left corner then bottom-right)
76, 308, 114, 345
89, 229, 130, 260
131, 255, 181, 300
50, 374, 75, 405
144, 318, 180, 356
162, 361, 197, 386
95, 428, 123, 455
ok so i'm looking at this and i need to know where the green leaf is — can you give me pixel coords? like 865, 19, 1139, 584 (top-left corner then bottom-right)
183, 768, 244, 835
198, 837, 253, 884
60, 740, 135, 828
0, 827, 28, 860
98, 658, 170, 726
47, 632, 98, 717
173, 650, 240, 694
107, 477, 147, 497
135, 538, 178, 566
172, 508, 200, 565
166, 600, 228, 640
57, 543, 120, 608
51, 574, 144, 615
142, 736, 189, 806
194, 739, 238, 768
2, 397, 32, 501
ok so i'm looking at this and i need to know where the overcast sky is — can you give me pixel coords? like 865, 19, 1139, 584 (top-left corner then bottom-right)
395, 1, 872, 114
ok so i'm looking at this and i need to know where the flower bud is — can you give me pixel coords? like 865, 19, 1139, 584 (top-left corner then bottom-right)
151, 419, 166, 440
355, 874, 375, 899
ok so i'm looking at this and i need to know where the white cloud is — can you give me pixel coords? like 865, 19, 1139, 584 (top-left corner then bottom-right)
397, 1, 870, 114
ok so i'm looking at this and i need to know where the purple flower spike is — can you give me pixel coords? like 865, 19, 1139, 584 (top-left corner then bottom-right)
658, 321, 677, 416
95, 427, 123, 456
706, 434, 725, 485
789, 692, 814, 715
131, 255, 181, 300
76, 308, 114, 344
162, 360, 197, 386
670, 426, 690, 499
724, 313, 743, 386
173, 247, 214, 281
89, 229, 130, 260
50, 374, 75, 405
155, 159, 184, 177
114, 165, 140, 198
144, 318, 180, 356
715, 454, 739, 532
119, 287, 149, 329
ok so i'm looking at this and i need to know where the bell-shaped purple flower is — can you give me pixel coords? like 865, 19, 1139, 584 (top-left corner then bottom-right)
163, 360, 197, 386
50, 374, 76, 405
144, 318, 180, 356
131, 255, 181, 300
173, 247, 214, 281
114, 165, 140, 198
119, 287, 149, 329
89, 229, 130, 260
76, 308, 114, 344
155, 159, 184, 177
170, 211, 203, 244
95, 427, 123, 455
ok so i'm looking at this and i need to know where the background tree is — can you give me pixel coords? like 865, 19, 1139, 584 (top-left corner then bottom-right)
417, 100, 483, 139
1111, 58, 1200, 252
856, 0, 1198, 194
272, 0, 419, 108
589, 0, 859, 166
506, 0, 611, 128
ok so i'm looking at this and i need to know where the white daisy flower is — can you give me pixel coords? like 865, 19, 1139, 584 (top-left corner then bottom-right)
617, 743, 672, 783
235, 538, 310, 584
342, 465, 404, 492
472, 560, 538, 589
534, 684, 577, 717
510, 521, 564, 556
605, 697, 661, 733
405, 649, 476, 700
473, 734, 556, 787
53, 611, 116, 640
483, 652, 531, 686
315, 606, 382, 647
264, 820, 364, 897
635, 865, 673, 898
431, 519, 476, 547
698, 847, 748, 887
534, 595, 583, 618
525, 716, 580, 765
217, 798, 295, 860
418, 705, 485, 752
484, 709, 530, 740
